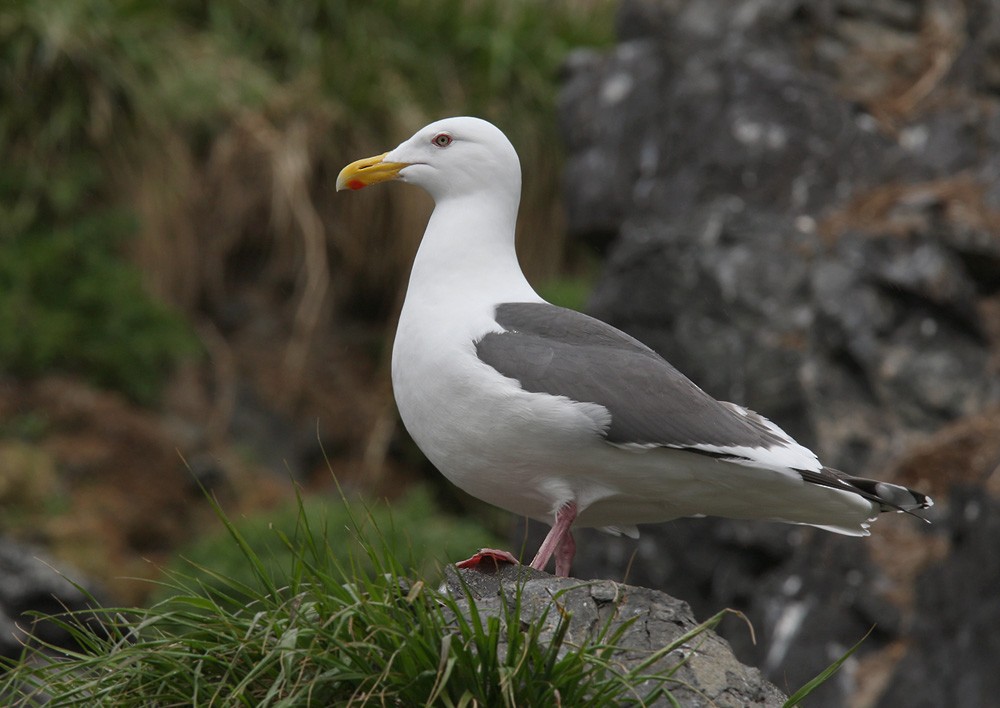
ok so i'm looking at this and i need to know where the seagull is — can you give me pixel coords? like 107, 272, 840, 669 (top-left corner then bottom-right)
337, 117, 932, 577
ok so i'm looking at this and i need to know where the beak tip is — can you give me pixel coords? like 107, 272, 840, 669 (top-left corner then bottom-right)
335, 175, 364, 192
337, 152, 403, 193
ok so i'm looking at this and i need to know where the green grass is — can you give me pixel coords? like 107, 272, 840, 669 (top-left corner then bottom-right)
0, 489, 724, 706
150, 485, 501, 608
0, 484, 862, 706
781, 627, 873, 707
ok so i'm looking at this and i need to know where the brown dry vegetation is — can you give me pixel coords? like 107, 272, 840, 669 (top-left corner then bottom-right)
0, 0, 615, 600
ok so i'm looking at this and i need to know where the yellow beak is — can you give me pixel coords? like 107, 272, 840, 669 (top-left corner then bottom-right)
336, 152, 410, 191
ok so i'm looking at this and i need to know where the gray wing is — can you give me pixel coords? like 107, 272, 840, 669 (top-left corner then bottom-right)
475, 302, 783, 449
476, 302, 934, 515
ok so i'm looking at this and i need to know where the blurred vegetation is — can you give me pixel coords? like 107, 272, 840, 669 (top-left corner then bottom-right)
0, 1, 203, 403
0, 0, 614, 405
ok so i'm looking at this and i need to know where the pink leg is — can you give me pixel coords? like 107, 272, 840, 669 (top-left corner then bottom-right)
529, 502, 578, 574
554, 530, 576, 577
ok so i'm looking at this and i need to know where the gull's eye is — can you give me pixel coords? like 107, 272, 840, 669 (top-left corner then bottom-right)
432, 133, 453, 147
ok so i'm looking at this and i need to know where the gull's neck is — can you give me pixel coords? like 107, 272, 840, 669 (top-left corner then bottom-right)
404, 191, 540, 308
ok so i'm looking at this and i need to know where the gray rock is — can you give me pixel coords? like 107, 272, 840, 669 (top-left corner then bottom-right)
588, 202, 821, 445
445, 564, 787, 707
0, 538, 103, 661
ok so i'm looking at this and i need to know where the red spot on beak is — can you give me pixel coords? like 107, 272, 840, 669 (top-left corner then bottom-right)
348, 179, 366, 191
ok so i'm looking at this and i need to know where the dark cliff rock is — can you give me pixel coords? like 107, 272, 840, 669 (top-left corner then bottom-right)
555, 1, 1000, 706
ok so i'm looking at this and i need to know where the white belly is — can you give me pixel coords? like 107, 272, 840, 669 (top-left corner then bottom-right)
392, 320, 605, 521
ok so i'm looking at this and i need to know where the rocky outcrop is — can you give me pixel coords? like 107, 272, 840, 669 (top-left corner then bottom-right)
556, 1, 1000, 706
446, 563, 787, 707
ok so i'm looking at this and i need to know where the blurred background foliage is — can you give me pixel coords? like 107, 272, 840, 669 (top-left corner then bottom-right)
1, 0, 611, 403
0, 0, 614, 601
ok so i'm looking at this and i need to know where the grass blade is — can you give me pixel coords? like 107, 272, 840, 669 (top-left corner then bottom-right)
782, 626, 875, 707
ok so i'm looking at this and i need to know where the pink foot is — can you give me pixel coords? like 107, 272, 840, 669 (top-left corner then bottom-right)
455, 548, 519, 570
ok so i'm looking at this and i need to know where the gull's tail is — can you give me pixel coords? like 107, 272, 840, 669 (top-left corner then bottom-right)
799, 467, 933, 518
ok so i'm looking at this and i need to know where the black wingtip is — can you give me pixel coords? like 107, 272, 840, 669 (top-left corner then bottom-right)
800, 468, 934, 521
873, 482, 933, 514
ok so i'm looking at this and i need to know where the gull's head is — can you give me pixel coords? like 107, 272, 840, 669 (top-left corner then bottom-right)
336, 117, 521, 203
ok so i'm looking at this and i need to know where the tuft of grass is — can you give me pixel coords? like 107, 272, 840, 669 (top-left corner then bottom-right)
151, 485, 501, 607
0, 489, 732, 706
0, 483, 858, 705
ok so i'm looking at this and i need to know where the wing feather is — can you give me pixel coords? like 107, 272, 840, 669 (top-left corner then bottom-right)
477, 303, 790, 452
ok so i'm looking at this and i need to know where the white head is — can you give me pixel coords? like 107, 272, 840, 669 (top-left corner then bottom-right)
337, 117, 521, 204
